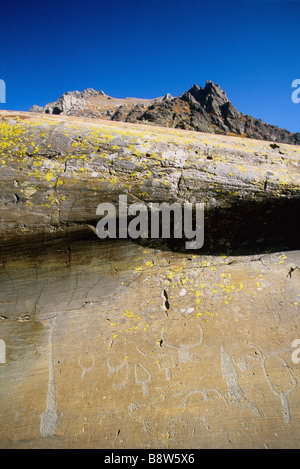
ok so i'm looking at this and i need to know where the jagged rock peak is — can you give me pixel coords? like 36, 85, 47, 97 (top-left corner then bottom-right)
205, 80, 225, 93
203, 80, 229, 101
162, 93, 173, 101
184, 81, 229, 106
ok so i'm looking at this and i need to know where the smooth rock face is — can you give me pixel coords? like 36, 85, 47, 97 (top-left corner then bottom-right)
0, 111, 300, 448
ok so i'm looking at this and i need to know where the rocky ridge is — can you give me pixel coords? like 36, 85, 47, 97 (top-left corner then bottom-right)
30, 81, 300, 145
0, 111, 300, 448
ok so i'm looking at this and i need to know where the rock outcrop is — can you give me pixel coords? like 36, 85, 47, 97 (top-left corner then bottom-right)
0, 110, 300, 449
30, 82, 300, 145
30, 88, 106, 116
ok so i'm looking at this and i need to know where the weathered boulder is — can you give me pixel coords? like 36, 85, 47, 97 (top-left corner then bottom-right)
0, 111, 300, 448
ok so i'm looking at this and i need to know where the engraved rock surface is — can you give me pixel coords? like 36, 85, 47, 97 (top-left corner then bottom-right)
0, 111, 300, 448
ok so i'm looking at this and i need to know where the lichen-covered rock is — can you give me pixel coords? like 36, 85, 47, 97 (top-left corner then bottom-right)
0, 110, 299, 250
0, 111, 300, 449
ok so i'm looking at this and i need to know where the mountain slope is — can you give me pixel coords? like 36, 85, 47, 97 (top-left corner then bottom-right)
30, 81, 300, 145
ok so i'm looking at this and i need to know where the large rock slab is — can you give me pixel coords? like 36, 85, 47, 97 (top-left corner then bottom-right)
0, 111, 300, 448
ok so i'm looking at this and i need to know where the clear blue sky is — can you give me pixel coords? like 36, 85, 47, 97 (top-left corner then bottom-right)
0, 0, 299, 132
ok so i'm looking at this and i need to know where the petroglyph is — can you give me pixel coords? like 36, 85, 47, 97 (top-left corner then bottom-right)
163, 323, 204, 363
183, 389, 225, 411
107, 357, 131, 390
0, 339, 6, 364
220, 347, 265, 418
157, 354, 175, 381
221, 346, 245, 403
79, 352, 95, 379
40, 318, 59, 438
250, 345, 297, 423
135, 364, 152, 396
